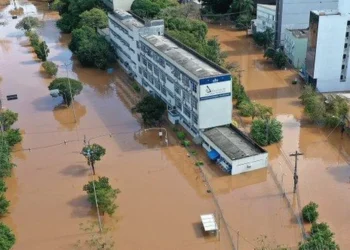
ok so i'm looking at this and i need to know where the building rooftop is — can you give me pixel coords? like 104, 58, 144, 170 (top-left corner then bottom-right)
112, 10, 144, 31
312, 9, 340, 16
203, 126, 265, 161
258, 4, 276, 11
142, 34, 223, 78
288, 29, 309, 39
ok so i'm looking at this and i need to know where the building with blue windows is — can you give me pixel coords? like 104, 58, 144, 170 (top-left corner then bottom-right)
108, 9, 268, 175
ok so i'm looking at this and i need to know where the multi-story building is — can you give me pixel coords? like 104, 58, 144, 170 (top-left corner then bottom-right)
275, 0, 338, 48
252, 4, 276, 33
284, 29, 308, 68
108, 10, 268, 175
305, 6, 350, 92
101, 0, 134, 11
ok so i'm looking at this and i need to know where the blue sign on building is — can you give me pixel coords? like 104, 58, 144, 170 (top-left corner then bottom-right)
199, 75, 231, 85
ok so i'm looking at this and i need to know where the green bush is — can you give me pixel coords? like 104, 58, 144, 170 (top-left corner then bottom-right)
182, 140, 190, 147
42, 61, 58, 77
26, 30, 40, 47
132, 82, 141, 93
299, 222, 339, 250
34, 41, 50, 61
0, 223, 16, 250
0, 194, 10, 216
238, 100, 253, 117
250, 118, 283, 146
232, 82, 250, 105
302, 202, 319, 223
299, 85, 316, 105
4, 129, 22, 147
195, 161, 204, 166
15, 16, 40, 31
48, 78, 83, 106
0, 179, 7, 193
273, 51, 288, 69
176, 131, 186, 140
0, 110, 18, 131
133, 95, 166, 126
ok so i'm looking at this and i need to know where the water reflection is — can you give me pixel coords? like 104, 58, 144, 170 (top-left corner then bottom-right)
53, 101, 87, 130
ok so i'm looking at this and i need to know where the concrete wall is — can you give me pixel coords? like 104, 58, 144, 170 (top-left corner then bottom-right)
314, 14, 350, 92
278, 0, 338, 45
284, 30, 307, 68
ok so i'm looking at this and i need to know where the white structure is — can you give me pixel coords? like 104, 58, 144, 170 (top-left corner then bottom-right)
252, 4, 276, 33
102, 0, 134, 11
108, 10, 268, 175
275, 0, 338, 47
200, 214, 218, 232
305, 4, 350, 92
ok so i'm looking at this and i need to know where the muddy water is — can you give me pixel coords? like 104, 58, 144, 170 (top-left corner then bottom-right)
0, 2, 234, 250
208, 25, 350, 248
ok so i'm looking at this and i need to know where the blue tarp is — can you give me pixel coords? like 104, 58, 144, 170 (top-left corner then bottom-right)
208, 150, 220, 161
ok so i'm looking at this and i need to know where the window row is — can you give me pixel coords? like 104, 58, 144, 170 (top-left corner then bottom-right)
110, 30, 135, 53
109, 18, 133, 40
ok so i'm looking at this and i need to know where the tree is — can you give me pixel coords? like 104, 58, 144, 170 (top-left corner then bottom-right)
131, 0, 178, 18
79, 8, 108, 29
57, 13, 80, 33
264, 47, 275, 60
0, 179, 7, 193
25, 30, 40, 47
304, 94, 326, 123
238, 101, 254, 117
201, 0, 232, 14
69, 26, 97, 53
251, 118, 283, 146
231, 0, 254, 13
4, 129, 22, 147
0, 148, 15, 178
15, 16, 40, 31
0, 223, 16, 250
273, 50, 287, 69
235, 13, 253, 30
254, 28, 274, 49
157, 3, 199, 19
81, 144, 106, 175
0, 110, 18, 131
299, 223, 339, 250
42, 61, 58, 77
0, 194, 9, 216
48, 78, 83, 106
133, 95, 166, 126
302, 202, 319, 223
83, 177, 120, 216
34, 41, 50, 61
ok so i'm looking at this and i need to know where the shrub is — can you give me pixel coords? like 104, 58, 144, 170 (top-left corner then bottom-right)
0, 223, 16, 250
273, 51, 288, 69
0, 194, 10, 216
0, 179, 7, 193
299, 85, 316, 105
251, 118, 283, 146
42, 61, 58, 77
264, 47, 275, 60
304, 94, 326, 123
15, 16, 40, 31
182, 140, 190, 147
302, 202, 319, 223
232, 82, 250, 105
299, 222, 339, 250
132, 82, 141, 93
238, 100, 253, 117
176, 131, 186, 140
133, 95, 166, 126
195, 161, 204, 166
4, 129, 22, 147
26, 30, 40, 47
34, 41, 50, 61
0, 110, 18, 131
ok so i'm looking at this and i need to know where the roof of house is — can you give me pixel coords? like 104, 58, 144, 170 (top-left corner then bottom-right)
203, 126, 265, 161
142, 34, 223, 78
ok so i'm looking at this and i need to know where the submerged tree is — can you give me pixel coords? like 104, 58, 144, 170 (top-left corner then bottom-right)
0, 110, 18, 131
79, 8, 108, 29
0, 223, 16, 250
15, 16, 40, 31
133, 95, 166, 126
251, 118, 283, 146
81, 143, 106, 175
48, 78, 83, 106
34, 41, 50, 61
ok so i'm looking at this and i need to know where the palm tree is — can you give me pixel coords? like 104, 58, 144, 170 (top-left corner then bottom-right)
231, 0, 254, 14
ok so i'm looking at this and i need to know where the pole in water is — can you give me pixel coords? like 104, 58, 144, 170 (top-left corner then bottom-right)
290, 150, 303, 193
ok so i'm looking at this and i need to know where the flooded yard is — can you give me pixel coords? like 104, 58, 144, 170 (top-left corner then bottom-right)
208, 25, 350, 249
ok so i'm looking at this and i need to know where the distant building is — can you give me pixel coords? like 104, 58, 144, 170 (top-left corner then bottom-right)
305, 5, 350, 92
252, 4, 276, 33
101, 0, 134, 11
275, 0, 339, 47
284, 29, 308, 68
108, 10, 268, 175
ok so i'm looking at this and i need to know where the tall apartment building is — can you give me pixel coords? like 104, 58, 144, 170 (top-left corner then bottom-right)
275, 0, 338, 47
108, 10, 268, 175
306, 3, 350, 92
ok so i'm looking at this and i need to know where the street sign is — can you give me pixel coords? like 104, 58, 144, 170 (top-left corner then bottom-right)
6, 94, 18, 101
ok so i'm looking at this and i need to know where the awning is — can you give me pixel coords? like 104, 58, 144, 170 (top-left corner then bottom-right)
208, 149, 219, 161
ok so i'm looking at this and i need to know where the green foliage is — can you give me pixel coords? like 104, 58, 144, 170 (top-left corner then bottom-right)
26, 30, 40, 47
176, 131, 186, 140
34, 41, 50, 61
4, 129, 22, 147
42, 61, 58, 77
70, 26, 114, 69
48, 78, 83, 105
0, 142, 15, 178
304, 94, 326, 123
157, 3, 199, 19
190, 149, 197, 155
79, 8, 108, 29
195, 161, 204, 166
302, 202, 319, 223
132, 82, 141, 93
273, 51, 288, 69
166, 17, 207, 40
133, 95, 166, 126
182, 140, 191, 147
201, 0, 232, 14
131, 0, 178, 18
51, 0, 69, 14
251, 118, 283, 146
0, 194, 10, 216
0, 110, 18, 131
0, 179, 7, 193
326, 96, 349, 118
232, 81, 250, 105
299, 223, 339, 250
238, 100, 254, 117
83, 177, 120, 216
253, 28, 274, 49
57, 13, 80, 33
15, 16, 40, 31
0, 223, 16, 250
264, 47, 275, 60
235, 14, 253, 30
82, 143, 106, 166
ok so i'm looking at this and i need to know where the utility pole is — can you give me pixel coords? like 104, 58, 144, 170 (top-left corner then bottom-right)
290, 150, 303, 193
83, 135, 103, 233
63, 62, 77, 123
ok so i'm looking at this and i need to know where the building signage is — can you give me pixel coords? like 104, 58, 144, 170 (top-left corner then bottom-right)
199, 75, 231, 85
199, 81, 231, 101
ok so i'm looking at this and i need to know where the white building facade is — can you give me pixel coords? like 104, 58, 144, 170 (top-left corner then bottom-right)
306, 8, 350, 92
275, 0, 339, 47
252, 4, 276, 33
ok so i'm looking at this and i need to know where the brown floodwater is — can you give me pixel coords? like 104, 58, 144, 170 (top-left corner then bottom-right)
208, 25, 350, 249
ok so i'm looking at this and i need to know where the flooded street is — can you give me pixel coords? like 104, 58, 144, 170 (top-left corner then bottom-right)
208, 25, 350, 249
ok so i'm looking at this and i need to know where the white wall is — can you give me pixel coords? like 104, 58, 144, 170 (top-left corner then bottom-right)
314, 15, 350, 92
112, 0, 134, 11
279, 0, 338, 44
255, 5, 276, 33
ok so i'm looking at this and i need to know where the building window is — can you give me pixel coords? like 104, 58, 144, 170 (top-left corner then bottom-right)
347, 21, 350, 26
175, 97, 182, 111
342, 65, 345, 70
183, 105, 191, 118
175, 84, 181, 96
343, 54, 347, 59
160, 71, 166, 83
147, 60, 153, 71
345, 43, 348, 49
167, 89, 174, 98
138, 54, 140, 62
341, 75, 344, 80
138, 67, 142, 74
191, 96, 198, 110
191, 81, 197, 93
161, 85, 167, 96
155, 80, 160, 90
136, 41, 140, 49
192, 113, 198, 125
183, 90, 190, 102
153, 66, 159, 77
346, 32, 349, 38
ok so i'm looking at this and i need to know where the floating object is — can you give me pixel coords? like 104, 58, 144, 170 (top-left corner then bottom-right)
200, 214, 218, 232
12, 16, 17, 19
6, 94, 18, 101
